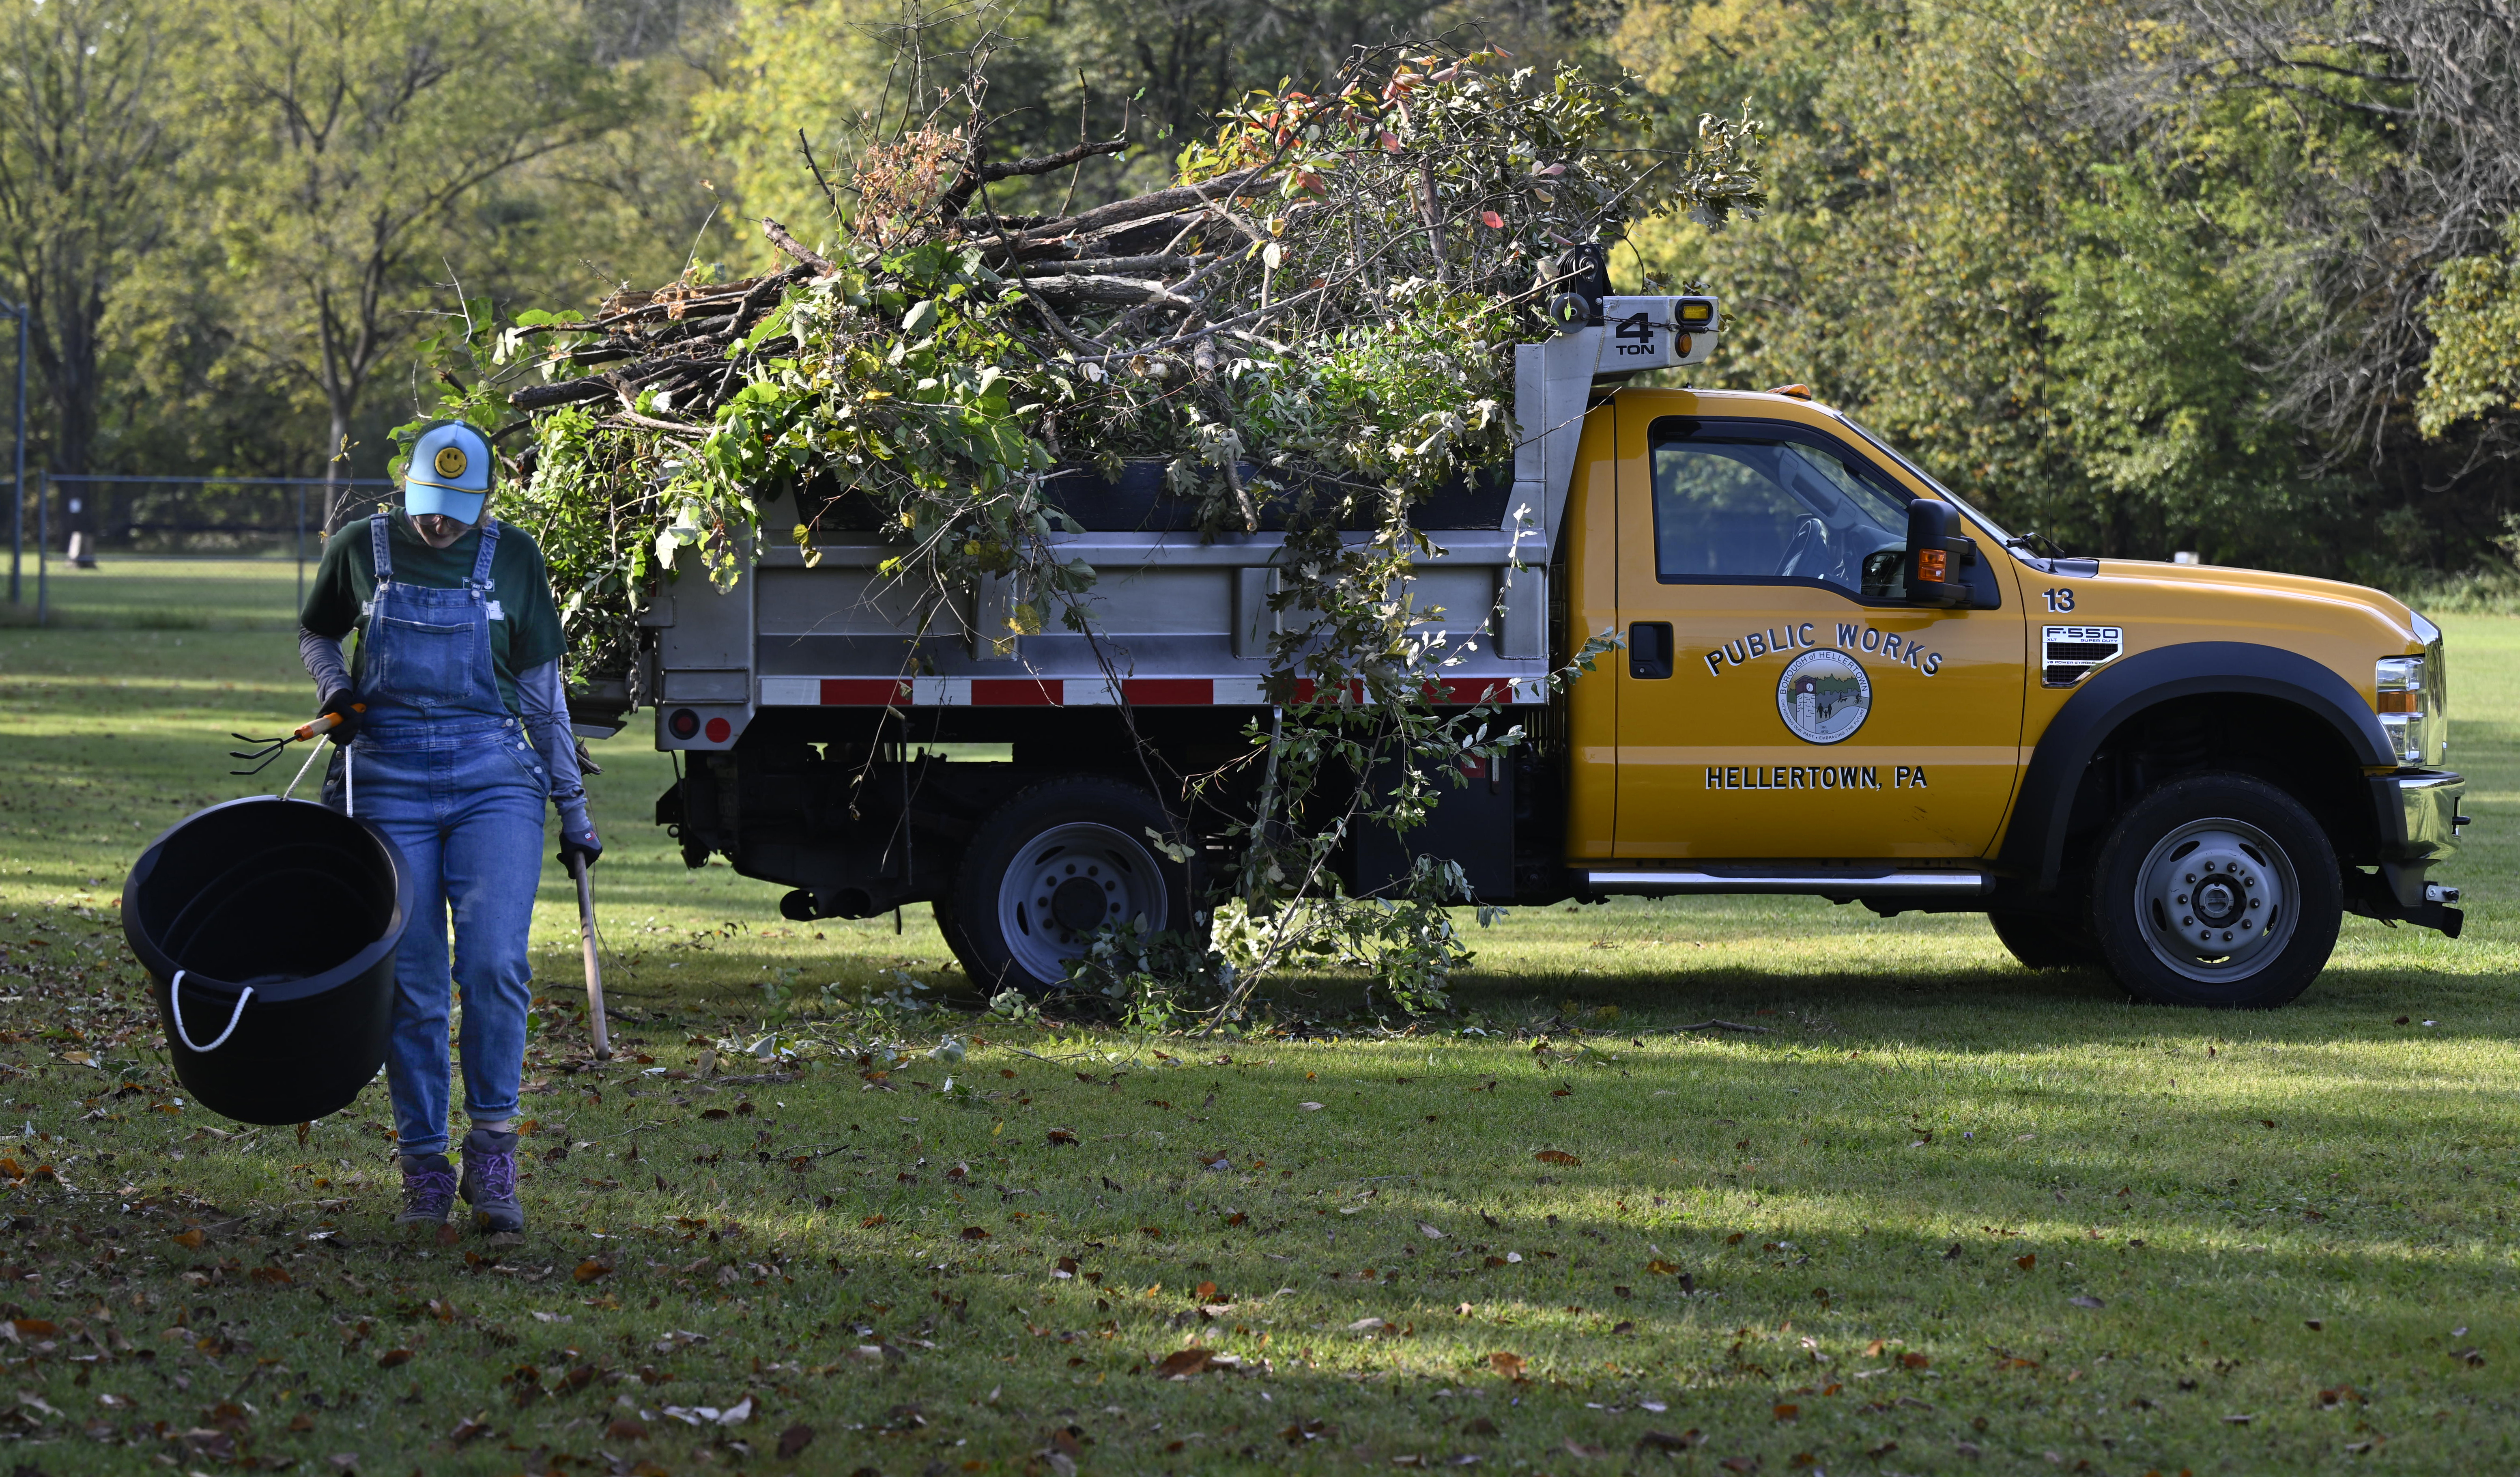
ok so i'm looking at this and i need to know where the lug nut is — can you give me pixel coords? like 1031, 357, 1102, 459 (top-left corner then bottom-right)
2182, 915, 2194, 926
2177, 893, 2189, 904
2249, 898, 2260, 909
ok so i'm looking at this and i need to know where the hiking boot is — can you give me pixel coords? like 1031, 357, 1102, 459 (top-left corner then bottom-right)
458, 1127, 525, 1235
396, 1153, 457, 1229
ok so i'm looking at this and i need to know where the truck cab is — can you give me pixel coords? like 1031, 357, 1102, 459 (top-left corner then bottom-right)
636, 296, 2464, 1009
1557, 385, 2464, 1006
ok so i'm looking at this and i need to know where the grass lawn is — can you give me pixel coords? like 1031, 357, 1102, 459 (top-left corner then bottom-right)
0, 572, 2514, 1475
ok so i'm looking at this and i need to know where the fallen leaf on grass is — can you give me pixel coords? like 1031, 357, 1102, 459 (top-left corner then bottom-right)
2223, 1414, 2254, 1425
663, 1395, 754, 1426
1636, 1429, 1703, 1452
1299, 1102, 1325, 1111
1900, 1353, 1931, 1369
1464, 1417, 1499, 1436
1563, 1438, 1608, 1458
447, 1416, 490, 1445
861, 1214, 886, 1227
605, 1417, 649, 1441
1417, 1222, 1446, 1240
1348, 1318, 1389, 1335
2069, 1296, 2104, 1309
1047, 1128, 1079, 1145
776, 1423, 815, 1458
1488, 1351, 1527, 1380
1646, 1259, 1685, 1275
1157, 1347, 1217, 1378
960, 1226, 990, 1241
376, 1349, 413, 1368
1772, 1404, 1798, 1421
573, 1259, 611, 1283
1534, 1150, 1581, 1165
2015, 1254, 2036, 1271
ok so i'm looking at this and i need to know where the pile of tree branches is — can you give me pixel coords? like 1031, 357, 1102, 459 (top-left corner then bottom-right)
445, 46, 1756, 673
417, 43, 1760, 1018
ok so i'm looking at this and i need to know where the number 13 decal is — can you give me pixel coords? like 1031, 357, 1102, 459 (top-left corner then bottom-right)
2043, 588, 2077, 613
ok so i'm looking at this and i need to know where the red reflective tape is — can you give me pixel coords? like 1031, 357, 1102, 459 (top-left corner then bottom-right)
1122, 679, 1213, 706
820, 678, 907, 706
1291, 678, 1369, 705
972, 679, 1059, 706
1426, 679, 1511, 704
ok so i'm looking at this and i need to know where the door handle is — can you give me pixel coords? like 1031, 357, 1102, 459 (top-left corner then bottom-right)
1628, 622, 1674, 680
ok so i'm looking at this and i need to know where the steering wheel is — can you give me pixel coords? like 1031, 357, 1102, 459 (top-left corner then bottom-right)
1776, 517, 1829, 578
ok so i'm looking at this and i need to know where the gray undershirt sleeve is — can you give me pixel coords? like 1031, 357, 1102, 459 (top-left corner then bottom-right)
517, 659, 589, 827
299, 628, 351, 703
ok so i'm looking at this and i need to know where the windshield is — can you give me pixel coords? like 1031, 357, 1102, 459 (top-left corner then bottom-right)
1832, 413, 2017, 548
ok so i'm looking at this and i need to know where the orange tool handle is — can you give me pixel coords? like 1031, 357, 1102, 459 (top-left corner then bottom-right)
291, 703, 366, 743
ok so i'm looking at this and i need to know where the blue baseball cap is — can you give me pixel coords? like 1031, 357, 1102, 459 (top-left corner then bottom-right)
404, 421, 494, 523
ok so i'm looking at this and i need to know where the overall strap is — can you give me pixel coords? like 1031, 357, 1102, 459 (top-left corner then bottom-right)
468, 519, 502, 590
369, 512, 394, 583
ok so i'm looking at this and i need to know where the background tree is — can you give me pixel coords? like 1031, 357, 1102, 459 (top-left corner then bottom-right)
0, 0, 192, 545
198, 0, 637, 526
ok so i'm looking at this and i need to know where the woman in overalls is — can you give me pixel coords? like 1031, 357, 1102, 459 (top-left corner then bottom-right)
296, 421, 600, 1235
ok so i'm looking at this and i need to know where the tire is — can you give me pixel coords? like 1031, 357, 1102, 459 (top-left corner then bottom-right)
1987, 910, 2104, 970
2087, 774, 2341, 1008
929, 897, 987, 985
946, 776, 1200, 997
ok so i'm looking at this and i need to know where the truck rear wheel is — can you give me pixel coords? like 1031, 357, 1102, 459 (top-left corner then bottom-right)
2088, 774, 2340, 1008
945, 776, 1199, 998
1987, 911, 2103, 970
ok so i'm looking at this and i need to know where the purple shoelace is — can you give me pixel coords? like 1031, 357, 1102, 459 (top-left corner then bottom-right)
467, 1147, 518, 1204
402, 1163, 456, 1214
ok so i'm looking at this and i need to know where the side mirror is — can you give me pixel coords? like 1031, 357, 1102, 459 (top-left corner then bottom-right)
1903, 500, 1980, 608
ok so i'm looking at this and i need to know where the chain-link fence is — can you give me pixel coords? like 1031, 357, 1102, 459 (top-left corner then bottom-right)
6, 474, 396, 629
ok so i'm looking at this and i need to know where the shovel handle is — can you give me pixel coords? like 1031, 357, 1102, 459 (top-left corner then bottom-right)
571, 853, 612, 1060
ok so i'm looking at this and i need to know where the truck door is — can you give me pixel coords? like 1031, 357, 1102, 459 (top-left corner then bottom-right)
1612, 411, 2026, 859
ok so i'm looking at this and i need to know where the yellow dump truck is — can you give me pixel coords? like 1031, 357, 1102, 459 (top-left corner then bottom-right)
639, 293, 2465, 1007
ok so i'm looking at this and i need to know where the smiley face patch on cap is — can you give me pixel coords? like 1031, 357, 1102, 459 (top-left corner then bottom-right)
433, 445, 469, 479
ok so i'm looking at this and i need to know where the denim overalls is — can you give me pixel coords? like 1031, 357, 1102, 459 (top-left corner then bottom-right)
339, 515, 549, 1159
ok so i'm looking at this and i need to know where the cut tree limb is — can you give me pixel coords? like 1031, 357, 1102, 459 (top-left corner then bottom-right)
1013, 253, 1211, 278
939, 136, 1130, 220
761, 216, 834, 273
510, 377, 616, 411
1006, 167, 1270, 250
1021, 273, 1200, 309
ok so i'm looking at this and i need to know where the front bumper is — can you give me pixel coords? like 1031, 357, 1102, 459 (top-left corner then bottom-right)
2354, 769, 2466, 935
2374, 769, 2466, 866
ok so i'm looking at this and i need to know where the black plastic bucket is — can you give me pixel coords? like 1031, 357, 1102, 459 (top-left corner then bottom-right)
122, 797, 412, 1126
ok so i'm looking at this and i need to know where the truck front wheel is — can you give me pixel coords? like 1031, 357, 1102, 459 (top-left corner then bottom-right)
2088, 774, 2341, 1008
942, 777, 1199, 998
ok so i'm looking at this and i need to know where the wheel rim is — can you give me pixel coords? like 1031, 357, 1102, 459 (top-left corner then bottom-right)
2129, 816, 2300, 984
995, 822, 1170, 985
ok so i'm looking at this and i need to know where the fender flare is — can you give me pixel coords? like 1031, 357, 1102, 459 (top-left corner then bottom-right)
2000, 641, 2392, 891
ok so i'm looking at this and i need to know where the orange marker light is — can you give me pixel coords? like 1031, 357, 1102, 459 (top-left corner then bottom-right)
2376, 689, 2420, 714
1917, 549, 1948, 582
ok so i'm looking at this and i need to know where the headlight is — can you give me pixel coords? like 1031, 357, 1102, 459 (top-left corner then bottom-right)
2377, 628, 2448, 767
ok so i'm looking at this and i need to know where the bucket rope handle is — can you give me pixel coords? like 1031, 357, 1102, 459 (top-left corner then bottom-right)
167, 970, 253, 1054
